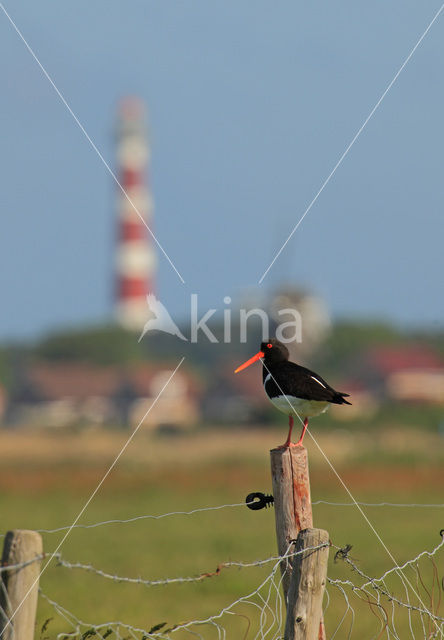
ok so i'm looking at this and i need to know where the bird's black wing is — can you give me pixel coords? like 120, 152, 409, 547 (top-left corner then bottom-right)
265, 361, 351, 405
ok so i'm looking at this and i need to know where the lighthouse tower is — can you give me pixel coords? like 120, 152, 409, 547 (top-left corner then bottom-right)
115, 98, 155, 330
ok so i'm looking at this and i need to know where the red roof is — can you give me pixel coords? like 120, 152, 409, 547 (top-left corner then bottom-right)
365, 346, 443, 374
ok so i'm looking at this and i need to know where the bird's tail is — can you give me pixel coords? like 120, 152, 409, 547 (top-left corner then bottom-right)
335, 392, 352, 405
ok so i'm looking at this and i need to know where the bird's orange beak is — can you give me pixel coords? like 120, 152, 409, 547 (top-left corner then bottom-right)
234, 351, 265, 373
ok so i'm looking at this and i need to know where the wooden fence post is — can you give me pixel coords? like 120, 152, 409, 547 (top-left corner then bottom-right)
270, 446, 313, 599
0, 529, 43, 640
270, 446, 327, 640
284, 528, 329, 640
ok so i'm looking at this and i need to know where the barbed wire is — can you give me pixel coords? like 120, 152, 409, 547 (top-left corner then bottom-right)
0, 501, 442, 637
39, 543, 294, 639
328, 534, 444, 639
40, 591, 153, 640
331, 537, 444, 614
35, 536, 444, 639
49, 543, 329, 588
0, 554, 45, 573
332, 533, 444, 590
0, 505, 442, 639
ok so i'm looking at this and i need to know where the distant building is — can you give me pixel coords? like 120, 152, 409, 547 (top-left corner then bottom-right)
354, 345, 444, 404
387, 370, 444, 404
6, 362, 200, 429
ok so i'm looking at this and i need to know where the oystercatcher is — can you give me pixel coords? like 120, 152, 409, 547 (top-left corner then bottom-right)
235, 338, 351, 447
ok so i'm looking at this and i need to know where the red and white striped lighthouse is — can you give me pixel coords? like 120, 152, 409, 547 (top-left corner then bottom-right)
115, 97, 156, 330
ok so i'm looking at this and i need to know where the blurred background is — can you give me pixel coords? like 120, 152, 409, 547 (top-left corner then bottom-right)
1, 0, 443, 434
1, 2, 444, 637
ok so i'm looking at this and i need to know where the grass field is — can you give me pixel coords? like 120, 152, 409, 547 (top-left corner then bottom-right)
0, 425, 443, 638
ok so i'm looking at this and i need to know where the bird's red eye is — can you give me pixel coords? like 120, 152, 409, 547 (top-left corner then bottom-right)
267, 343, 272, 349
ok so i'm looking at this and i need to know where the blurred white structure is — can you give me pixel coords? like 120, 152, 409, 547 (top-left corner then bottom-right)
269, 287, 331, 360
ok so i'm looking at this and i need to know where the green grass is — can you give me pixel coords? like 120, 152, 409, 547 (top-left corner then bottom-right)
0, 428, 442, 639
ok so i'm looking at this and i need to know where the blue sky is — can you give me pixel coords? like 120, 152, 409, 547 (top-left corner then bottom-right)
1, 1, 443, 339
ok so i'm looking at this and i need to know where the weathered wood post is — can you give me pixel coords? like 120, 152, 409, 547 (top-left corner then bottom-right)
270, 445, 328, 640
0, 529, 43, 640
284, 528, 329, 640
270, 446, 313, 599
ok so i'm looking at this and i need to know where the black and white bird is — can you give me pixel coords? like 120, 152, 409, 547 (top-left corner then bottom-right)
235, 338, 351, 447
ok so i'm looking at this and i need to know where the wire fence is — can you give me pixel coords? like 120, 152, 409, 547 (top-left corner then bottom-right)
34, 533, 444, 639
1, 499, 441, 639
0, 500, 438, 538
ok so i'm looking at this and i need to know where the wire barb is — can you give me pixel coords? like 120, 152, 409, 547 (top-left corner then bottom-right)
334, 544, 353, 564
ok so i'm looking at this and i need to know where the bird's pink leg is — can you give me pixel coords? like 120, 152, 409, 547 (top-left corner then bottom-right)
294, 418, 308, 446
276, 415, 294, 449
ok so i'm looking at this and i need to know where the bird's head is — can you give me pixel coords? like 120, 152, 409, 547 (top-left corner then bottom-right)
234, 338, 289, 373
260, 339, 289, 363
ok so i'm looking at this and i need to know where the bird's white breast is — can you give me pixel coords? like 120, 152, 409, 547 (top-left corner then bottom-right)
269, 395, 330, 419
